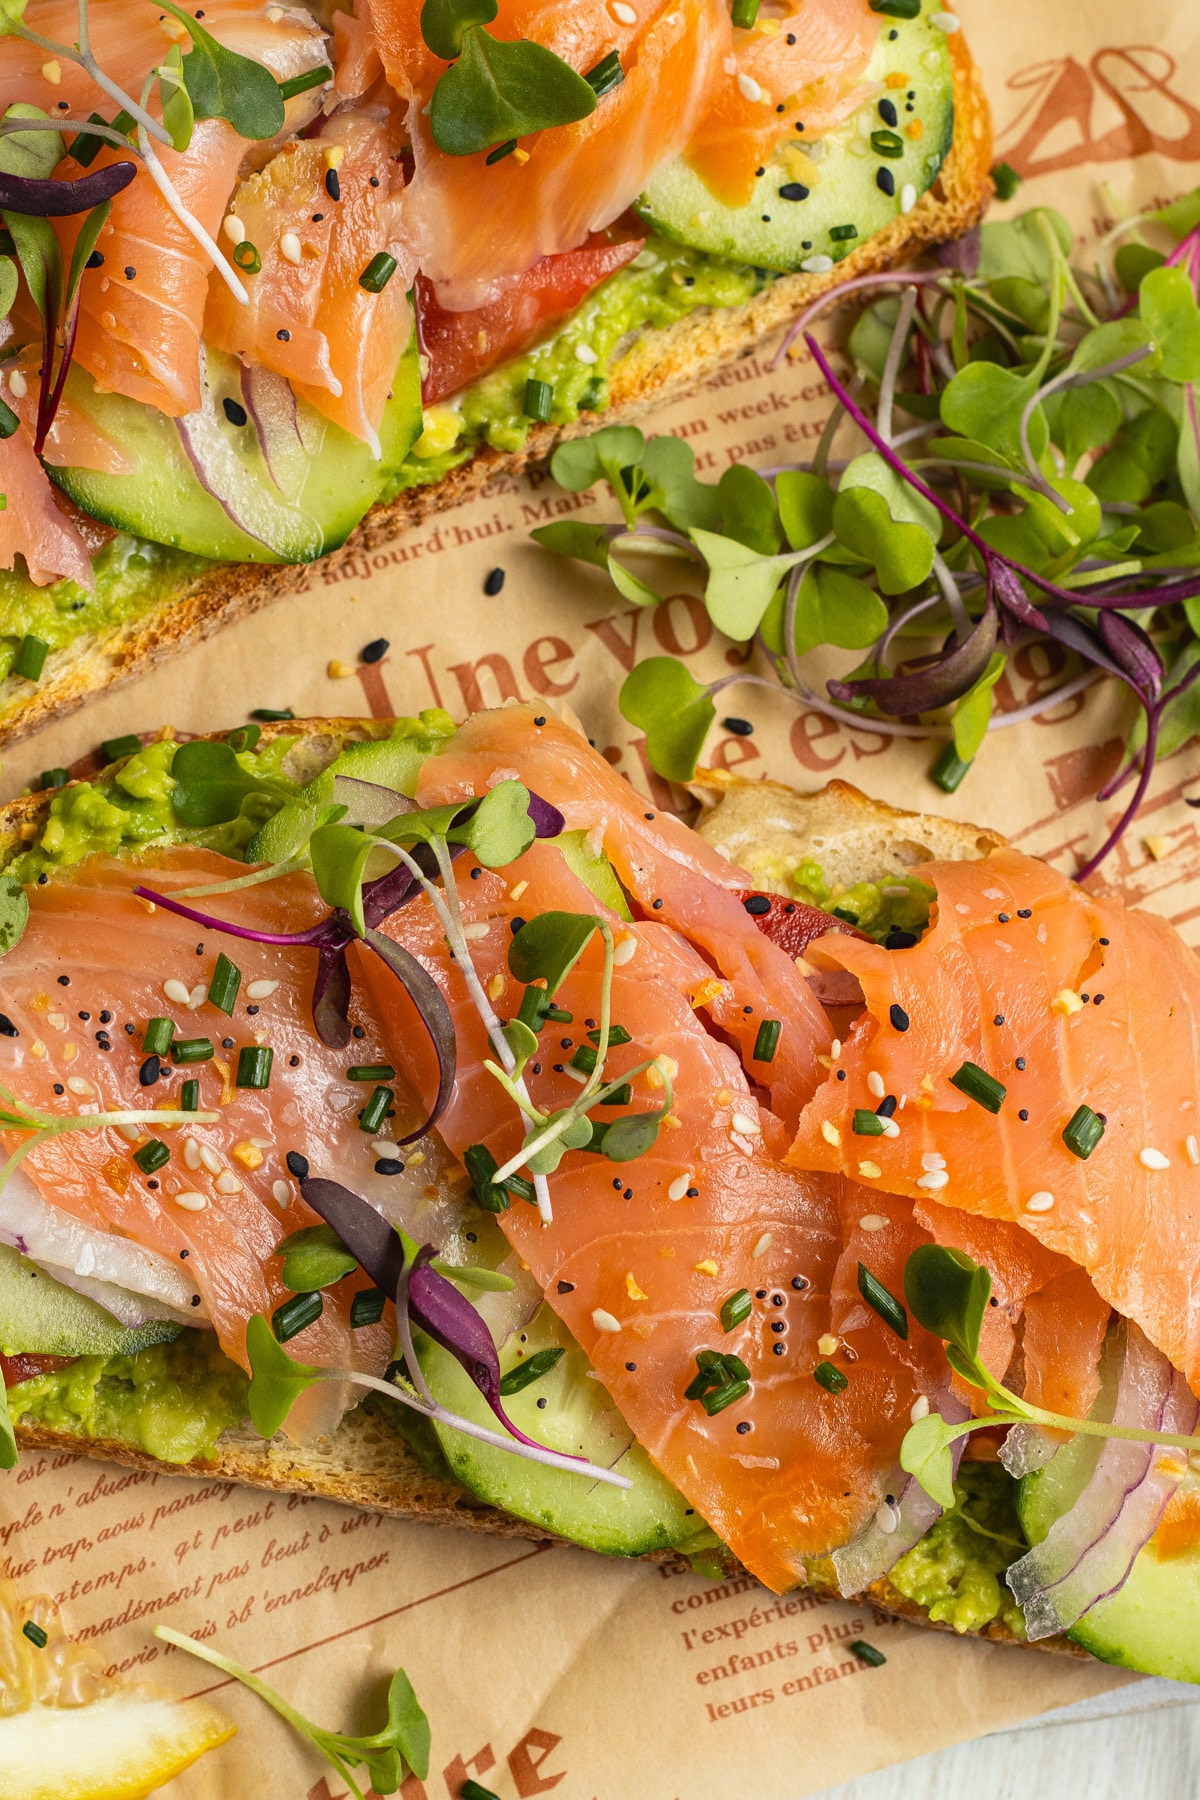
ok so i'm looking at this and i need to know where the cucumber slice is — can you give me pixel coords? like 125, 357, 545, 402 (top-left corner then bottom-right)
1018, 1449, 1200, 1682
0, 1245, 182, 1359
419, 1304, 700, 1555
635, 10, 954, 274
50, 331, 423, 564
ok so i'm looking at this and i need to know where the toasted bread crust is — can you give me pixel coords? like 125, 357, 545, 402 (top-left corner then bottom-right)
0, 33, 992, 751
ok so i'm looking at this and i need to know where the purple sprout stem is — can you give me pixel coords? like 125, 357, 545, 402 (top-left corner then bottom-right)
133, 883, 342, 948
772, 270, 950, 370
1076, 705, 1162, 882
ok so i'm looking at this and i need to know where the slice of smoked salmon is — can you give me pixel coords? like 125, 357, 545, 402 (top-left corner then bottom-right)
0, 423, 93, 587
205, 108, 415, 451
417, 707, 836, 1146
786, 849, 1200, 1397
371, 0, 731, 309
363, 836, 950, 1591
685, 0, 879, 209
334, 0, 384, 101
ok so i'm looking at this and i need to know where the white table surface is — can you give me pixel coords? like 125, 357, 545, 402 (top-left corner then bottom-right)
815, 1680, 1200, 1799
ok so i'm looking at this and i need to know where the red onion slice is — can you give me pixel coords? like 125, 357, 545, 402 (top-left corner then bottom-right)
1006, 1322, 1198, 1641
833, 1389, 970, 1596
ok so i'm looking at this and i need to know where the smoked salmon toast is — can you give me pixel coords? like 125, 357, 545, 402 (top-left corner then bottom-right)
0, 0, 991, 747
2, 704, 1200, 1683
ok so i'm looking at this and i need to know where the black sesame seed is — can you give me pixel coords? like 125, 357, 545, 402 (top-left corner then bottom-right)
375, 1158, 404, 1175
1018, 908, 1032, 918
878, 98, 898, 126
994, 1014, 1005, 1027
837, 1069, 847, 1081
791, 1276, 808, 1290
687, 1187, 699, 1198
58, 976, 70, 987
77, 1010, 90, 1021
484, 567, 506, 596
325, 168, 341, 201
772, 1343, 786, 1355
276, 328, 291, 341
311, 212, 324, 223
756, 1289, 767, 1299
889, 1004, 910, 1032
353, 1025, 365, 1039
0, 1015, 18, 1039
771, 1294, 784, 1306
124, 1023, 135, 1036
876, 168, 896, 197
613, 1178, 623, 1190
191, 1295, 201, 1306
139, 1055, 160, 1086
180, 1249, 189, 1259
124, 265, 136, 280
534, 716, 547, 727
99, 1010, 112, 1024
557, 1280, 575, 1293
221, 1037, 234, 1050
147, 1179, 159, 1190
361, 637, 389, 664
53, 1083, 64, 1095
1018, 1109, 1029, 1121
625, 1361, 637, 1372
652, 898, 664, 910
86, 251, 103, 270
289, 1055, 300, 1067
222, 397, 248, 427
247, 1005, 259, 1016
771, 1320, 786, 1333
369, 175, 379, 186
736, 1420, 752, 1435
1015, 1056, 1026, 1070
1093, 994, 1105, 1005
877, 1094, 897, 1119
286, 1151, 309, 1179
743, 894, 771, 916
1099, 937, 1110, 946
37, 876, 47, 885
644, 811, 655, 821
510, 917, 526, 935
623, 1187, 633, 1200
883, 926, 918, 950
778, 182, 810, 201
536, 1397, 547, 1409
1080, 995, 1089, 1005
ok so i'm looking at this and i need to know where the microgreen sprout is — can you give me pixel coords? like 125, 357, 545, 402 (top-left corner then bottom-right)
156, 1626, 430, 1800
0, 1079, 219, 1198
899, 1244, 1200, 1511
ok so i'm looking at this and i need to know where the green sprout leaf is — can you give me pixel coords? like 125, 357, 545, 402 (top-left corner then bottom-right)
0, 0, 28, 37
619, 656, 715, 783
0, 873, 28, 956
275, 1225, 358, 1294
420, 0, 497, 59
309, 823, 374, 937
716, 463, 783, 554
776, 470, 836, 550
1139, 266, 1200, 385
0, 102, 62, 179
245, 1312, 325, 1438
691, 529, 809, 640
903, 1244, 992, 1365
898, 1410, 959, 1511
0, 255, 15, 322
952, 651, 1006, 764
170, 739, 285, 827
764, 564, 889, 660
157, 43, 195, 153
380, 781, 537, 868
939, 362, 1045, 469
429, 25, 596, 157
831, 486, 936, 596
509, 910, 599, 994
525, 1106, 594, 1175
641, 435, 722, 533
158, 0, 285, 140
1067, 316, 1159, 379
598, 1111, 662, 1161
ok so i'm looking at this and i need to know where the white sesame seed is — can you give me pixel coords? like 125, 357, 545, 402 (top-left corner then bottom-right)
736, 71, 765, 102
280, 232, 303, 265
916, 1169, 949, 1191
66, 1076, 93, 1096
574, 343, 599, 365
611, 0, 636, 20
199, 1145, 223, 1176
222, 213, 244, 245
929, 9, 960, 30
909, 1396, 931, 1424
8, 369, 26, 400
184, 1137, 202, 1170
174, 1190, 208, 1212
867, 1071, 886, 1099
817, 1334, 839, 1356
875, 1501, 898, 1535
592, 1308, 622, 1333
1140, 1147, 1171, 1170
921, 1151, 946, 1171
1188, 1136, 1199, 1167
272, 1179, 291, 1205
668, 1173, 692, 1201
371, 1139, 399, 1158
731, 1112, 761, 1136
1025, 1190, 1055, 1213
163, 978, 191, 1005
900, 183, 917, 215
250, 1136, 272, 1150
116, 1122, 141, 1143
859, 1214, 889, 1231
830, 1039, 841, 1060
801, 255, 834, 274
751, 1231, 773, 1258
613, 935, 638, 965
46, 1012, 66, 1031
266, 4, 283, 17
246, 980, 279, 1001
882, 885, 910, 899
858, 1161, 881, 1180
880, 1118, 900, 1138
187, 984, 206, 1010
821, 1120, 842, 1148
462, 922, 491, 941
216, 1170, 243, 1194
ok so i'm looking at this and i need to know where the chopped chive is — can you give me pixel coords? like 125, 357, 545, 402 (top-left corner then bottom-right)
236, 1045, 274, 1089
853, 1109, 885, 1136
752, 1018, 782, 1063
359, 251, 397, 293
233, 239, 261, 273
461, 1783, 503, 1800
856, 1263, 908, 1339
719, 1288, 752, 1333
524, 377, 554, 422
171, 1037, 214, 1064
142, 1017, 174, 1057
357, 1084, 393, 1133
991, 161, 1022, 202
21, 1620, 47, 1649
486, 138, 517, 164
570, 1044, 599, 1076
207, 952, 242, 1016
588, 1024, 632, 1047
498, 1347, 565, 1396
585, 50, 624, 98
731, 0, 760, 21
464, 1143, 510, 1212
598, 1084, 632, 1106
272, 1290, 323, 1342
849, 1639, 887, 1667
517, 987, 552, 1032
101, 732, 142, 763
701, 1380, 750, 1416
932, 743, 972, 792
0, 397, 17, 440
250, 707, 294, 722
1063, 1103, 1105, 1160
814, 1360, 848, 1393
829, 223, 859, 242
225, 724, 260, 754
685, 1349, 750, 1399
39, 768, 68, 791
277, 63, 333, 100
545, 1006, 573, 1024
949, 1060, 1006, 1114
347, 1063, 395, 1081
12, 635, 48, 682
869, 0, 921, 15
502, 1172, 537, 1204
870, 129, 906, 159
133, 1138, 170, 1176
832, 906, 860, 925
350, 1287, 387, 1328
180, 1079, 199, 1112
70, 112, 110, 167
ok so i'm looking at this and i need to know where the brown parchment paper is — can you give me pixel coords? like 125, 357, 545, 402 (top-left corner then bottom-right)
7, 2, 1200, 1792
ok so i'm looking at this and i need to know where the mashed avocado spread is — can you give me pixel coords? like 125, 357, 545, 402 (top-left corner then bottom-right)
888, 1464, 1029, 1637
792, 861, 936, 943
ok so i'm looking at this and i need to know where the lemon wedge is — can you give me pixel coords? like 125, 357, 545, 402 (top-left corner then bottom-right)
0, 1578, 234, 1800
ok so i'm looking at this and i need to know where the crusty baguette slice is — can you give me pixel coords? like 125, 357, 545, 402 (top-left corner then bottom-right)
0, 32, 992, 752
2, 723, 1067, 1654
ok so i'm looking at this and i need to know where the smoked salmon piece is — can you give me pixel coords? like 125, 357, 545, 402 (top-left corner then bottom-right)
364, 836, 951, 1590
685, 0, 880, 209
418, 707, 836, 1145
205, 109, 416, 451
0, 423, 94, 587
370, 0, 731, 309
787, 849, 1200, 1398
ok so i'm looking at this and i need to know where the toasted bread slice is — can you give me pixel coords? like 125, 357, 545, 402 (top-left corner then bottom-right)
0, 723, 1063, 1656
0, 33, 992, 752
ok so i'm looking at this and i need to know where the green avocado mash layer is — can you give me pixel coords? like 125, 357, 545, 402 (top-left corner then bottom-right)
888, 1463, 1029, 1637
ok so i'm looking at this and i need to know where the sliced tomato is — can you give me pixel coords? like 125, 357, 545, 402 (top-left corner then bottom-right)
2, 1353, 74, 1387
417, 228, 646, 405
736, 890, 864, 960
